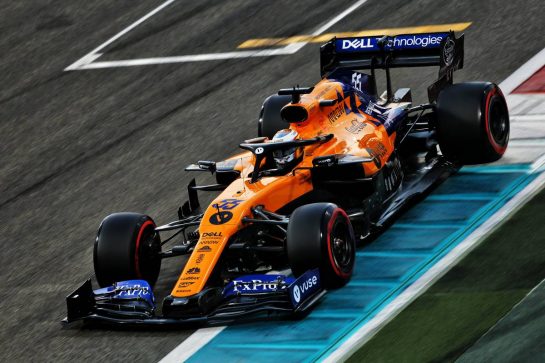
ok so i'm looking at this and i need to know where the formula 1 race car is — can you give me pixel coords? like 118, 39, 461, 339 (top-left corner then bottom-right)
64, 31, 509, 326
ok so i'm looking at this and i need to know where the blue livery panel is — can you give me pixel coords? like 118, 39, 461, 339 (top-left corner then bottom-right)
288, 269, 321, 308
222, 274, 295, 298
94, 279, 156, 310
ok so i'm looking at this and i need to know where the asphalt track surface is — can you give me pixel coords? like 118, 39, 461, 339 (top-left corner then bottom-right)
0, 0, 543, 361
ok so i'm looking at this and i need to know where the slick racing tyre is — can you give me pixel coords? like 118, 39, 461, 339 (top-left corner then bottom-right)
258, 94, 291, 139
436, 82, 509, 164
287, 203, 356, 288
94, 213, 161, 287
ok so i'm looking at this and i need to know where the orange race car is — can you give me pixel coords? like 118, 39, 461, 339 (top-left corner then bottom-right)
64, 31, 509, 326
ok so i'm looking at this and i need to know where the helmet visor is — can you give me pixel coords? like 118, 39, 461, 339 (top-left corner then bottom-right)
273, 147, 296, 160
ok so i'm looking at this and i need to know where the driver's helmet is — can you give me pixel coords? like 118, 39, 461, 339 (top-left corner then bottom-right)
271, 129, 304, 169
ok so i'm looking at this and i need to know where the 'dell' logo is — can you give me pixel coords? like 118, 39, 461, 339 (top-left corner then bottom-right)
342, 38, 373, 50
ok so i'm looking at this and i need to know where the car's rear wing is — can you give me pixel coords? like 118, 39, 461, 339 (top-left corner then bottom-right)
320, 31, 463, 74
320, 31, 464, 101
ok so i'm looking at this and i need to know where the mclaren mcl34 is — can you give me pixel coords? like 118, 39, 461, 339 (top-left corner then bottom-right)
64, 31, 509, 326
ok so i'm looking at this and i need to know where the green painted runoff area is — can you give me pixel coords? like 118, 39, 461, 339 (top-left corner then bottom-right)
458, 278, 545, 362
349, 187, 545, 362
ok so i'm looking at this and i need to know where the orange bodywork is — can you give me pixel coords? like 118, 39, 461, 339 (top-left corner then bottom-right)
172, 78, 396, 297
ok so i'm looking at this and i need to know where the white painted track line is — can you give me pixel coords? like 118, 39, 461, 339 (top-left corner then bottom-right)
159, 327, 226, 363
312, 0, 369, 36
499, 47, 545, 94
511, 114, 545, 122
77, 48, 299, 69
509, 139, 545, 147
65, 0, 177, 70
66, 0, 369, 70
65, 53, 103, 71
530, 153, 545, 172
275, 0, 369, 55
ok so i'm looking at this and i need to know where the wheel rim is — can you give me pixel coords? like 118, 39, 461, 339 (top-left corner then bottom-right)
330, 219, 353, 274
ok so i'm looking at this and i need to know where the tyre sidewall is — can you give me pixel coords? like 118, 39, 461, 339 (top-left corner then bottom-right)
287, 203, 356, 288
259, 94, 291, 139
323, 208, 355, 283
93, 213, 161, 287
436, 82, 509, 164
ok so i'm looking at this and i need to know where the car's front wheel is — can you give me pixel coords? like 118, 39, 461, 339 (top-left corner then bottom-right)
287, 203, 356, 288
94, 213, 162, 287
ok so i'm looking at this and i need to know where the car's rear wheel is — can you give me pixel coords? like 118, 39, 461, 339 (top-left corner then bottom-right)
94, 213, 162, 287
436, 82, 509, 164
287, 203, 356, 288
258, 94, 291, 139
